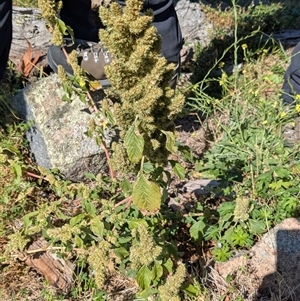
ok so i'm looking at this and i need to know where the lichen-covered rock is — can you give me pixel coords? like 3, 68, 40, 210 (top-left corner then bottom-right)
175, 0, 213, 47
213, 218, 300, 300
11, 75, 108, 182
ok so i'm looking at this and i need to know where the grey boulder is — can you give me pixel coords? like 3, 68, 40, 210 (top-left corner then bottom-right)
11, 75, 108, 182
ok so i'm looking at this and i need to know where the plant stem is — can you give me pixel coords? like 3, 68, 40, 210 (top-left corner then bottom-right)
232, 0, 239, 88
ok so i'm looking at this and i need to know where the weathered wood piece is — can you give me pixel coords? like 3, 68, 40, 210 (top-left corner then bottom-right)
24, 237, 74, 293
10, 6, 52, 66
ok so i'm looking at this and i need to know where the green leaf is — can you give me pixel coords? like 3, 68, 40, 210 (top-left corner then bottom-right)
132, 173, 161, 212
117, 236, 132, 244
82, 199, 96, 216
74, 235, 84, 248
124, 124, 144, 164
273, 167, 290, 179
218, 202, 235, 216
23, 211, 39, 229
114, 247, 129, 259
12, 163, 22, 179
84, 173, 96, 180
189, 218, 206, 241
170, 160, 186, 180
90, 217, 105, 237
164, 243, 178, 260
143, 162, 154, 174
212, 244, 232, 262
56, 18, 74, 39
152, 260, 163, 281
248, 219, 266, 234
69, 213, 85, 227
223, 227, 235, 244
183, 284, 200, 297
163, 258, 173, 273
269, 179, 292, 190
136, 265, 152, 290
120, 177, 132, 196
127, 218, 148, 229
268, 73, 283, 84
161, 130, 177, 153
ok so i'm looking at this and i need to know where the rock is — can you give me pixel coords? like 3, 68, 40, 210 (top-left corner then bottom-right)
212, 218, 300, 299
183, 179, 231, 199
11, 74, 108, 182
10, 6, 52, 67
175, 0, 213, 47
184, 179, 221, 195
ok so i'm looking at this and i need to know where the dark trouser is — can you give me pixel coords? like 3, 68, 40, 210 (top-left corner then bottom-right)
0, 0, 12, 81
168, 53, 180, 90
282, 41, 300, 105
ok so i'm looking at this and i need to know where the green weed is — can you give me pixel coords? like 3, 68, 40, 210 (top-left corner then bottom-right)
2, 0, 300, 300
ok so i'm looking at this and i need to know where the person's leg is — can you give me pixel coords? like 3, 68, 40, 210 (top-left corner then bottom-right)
168, 54, 180, 90
60, 0, 101, 42
281, 42, 300, 145
0, 0, 12, 81
282, 41, 300, 105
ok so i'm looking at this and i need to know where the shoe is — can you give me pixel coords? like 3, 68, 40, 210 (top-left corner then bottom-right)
60, 0, 101, 42
282, 116, 300, 146
180, 46, 194, 65
47, 38, 111, 88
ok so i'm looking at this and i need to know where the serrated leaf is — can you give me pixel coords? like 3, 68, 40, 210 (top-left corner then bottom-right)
132, 173, 161, 212
248, 219, 266, 234
124, 124, 144, 163
136, 265, 152, 290
161, 130, 177, 153
189, 218, 206, 241
273, 167, 289, 178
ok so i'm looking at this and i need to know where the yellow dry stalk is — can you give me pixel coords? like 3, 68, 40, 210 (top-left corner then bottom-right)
98, 0, 184, 170
87, 240, 112, 289
158, 263, 187, 301
38, 0, 62, 31
47, 223, 81, 244
129, 224, 162, 270
38, 0, 64, 45
233, 196, 250, 222
6, 231, 31, 255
